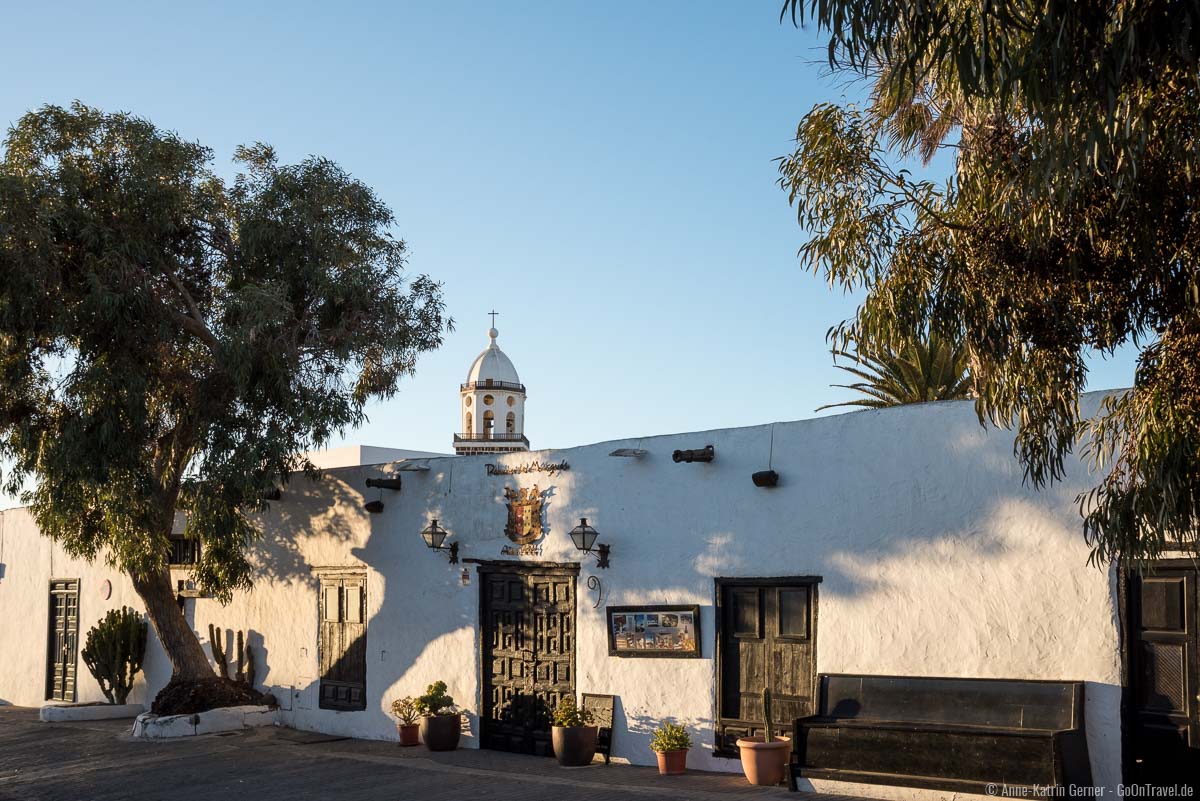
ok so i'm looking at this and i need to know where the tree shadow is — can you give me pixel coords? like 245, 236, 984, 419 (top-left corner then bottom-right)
172, 396, 1122, 789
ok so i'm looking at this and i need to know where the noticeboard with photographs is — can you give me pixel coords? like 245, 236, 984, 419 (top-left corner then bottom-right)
606, 605, 701, 658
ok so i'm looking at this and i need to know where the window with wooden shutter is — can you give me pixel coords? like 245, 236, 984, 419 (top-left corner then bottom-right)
715, 577, 819, 757
317, 572, 367, 711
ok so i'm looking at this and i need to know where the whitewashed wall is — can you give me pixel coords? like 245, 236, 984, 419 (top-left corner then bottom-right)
0, 509, 174, 707
0, 394, 1122, 799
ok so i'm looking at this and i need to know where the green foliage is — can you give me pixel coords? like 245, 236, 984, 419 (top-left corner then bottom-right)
0, 102, 448, 669
649, 722, 692, 753
818, 332, 972, 411
81, 606, 147, 704
776, 2, 1200, 564
414, 681, 456, 716
390, 696, 419, 725
551, 696, 594, 728
781, 0, 1199, 204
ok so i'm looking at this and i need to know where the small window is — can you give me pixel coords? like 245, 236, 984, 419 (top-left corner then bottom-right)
345, 585, 363, 623
323, 585, 340, 621
777, 587, 810, 640
483, 394, 495, 406
168, 536, 199, 566
465, 396, 472, 407
506, 412, 516, 434
731, 588, 761, 638
465, 411, 473, 434
507, 396, 515, 407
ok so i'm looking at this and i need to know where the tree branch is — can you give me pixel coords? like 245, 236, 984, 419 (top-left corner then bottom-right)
164, 272, 219, 351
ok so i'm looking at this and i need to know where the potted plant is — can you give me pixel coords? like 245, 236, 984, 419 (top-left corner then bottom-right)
391, 696, 420, 746
736, 689, 791, 786
649, 721, 692, 775
415, 681, 461, 751
550, 697, 597, 767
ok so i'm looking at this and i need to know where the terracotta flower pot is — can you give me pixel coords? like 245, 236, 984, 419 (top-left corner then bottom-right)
396, 722, 420, 746
735, 736, 791, 786
655, 749, 688, 775
551, 724, 598, 766
419, 713, 461, 751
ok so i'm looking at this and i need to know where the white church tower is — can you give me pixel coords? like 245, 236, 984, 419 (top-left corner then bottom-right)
453, 314, 529, 455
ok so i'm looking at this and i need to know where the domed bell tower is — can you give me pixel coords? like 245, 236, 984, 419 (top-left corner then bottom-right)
454, 314, 528, 455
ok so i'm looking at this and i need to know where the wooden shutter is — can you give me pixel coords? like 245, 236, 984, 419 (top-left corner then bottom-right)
716, 577, 818, 755
46, 579, 80, 702
318, 573, 367, 711
1129, 567, 1199, 773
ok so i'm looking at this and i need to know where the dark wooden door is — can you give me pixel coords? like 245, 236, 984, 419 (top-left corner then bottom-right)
318, 573, 367, 711
481, 565, 577, 756
46, 579, 80, 702
716, 578, 818, 755
1129, 565, 1199, 782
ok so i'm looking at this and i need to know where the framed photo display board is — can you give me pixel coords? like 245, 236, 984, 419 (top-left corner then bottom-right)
606, 604, 701, 658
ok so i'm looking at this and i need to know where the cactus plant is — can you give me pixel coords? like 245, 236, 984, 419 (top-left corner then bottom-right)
763, 687, 775, 743
81, 606, 147, 704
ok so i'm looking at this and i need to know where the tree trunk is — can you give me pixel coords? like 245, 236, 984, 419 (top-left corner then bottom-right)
130, 567, 214, 681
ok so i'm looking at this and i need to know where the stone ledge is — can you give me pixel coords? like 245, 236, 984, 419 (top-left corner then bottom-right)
40, 703, 145, 722
132, 705, 276, 739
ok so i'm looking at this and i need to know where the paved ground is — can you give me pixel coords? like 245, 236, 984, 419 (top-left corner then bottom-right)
0, 707, 863, 801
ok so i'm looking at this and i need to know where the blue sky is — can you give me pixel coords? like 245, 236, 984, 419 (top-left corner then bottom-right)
1, 1, 1136, 475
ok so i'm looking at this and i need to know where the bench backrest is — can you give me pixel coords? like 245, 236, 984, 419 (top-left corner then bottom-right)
818, 674, 1084, 730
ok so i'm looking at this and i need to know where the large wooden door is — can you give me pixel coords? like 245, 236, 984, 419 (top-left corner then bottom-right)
480, 564, 577, 756
1128, 564, 1199, 782
318, 572, 367, 711
715, 577, 818, 755
46, 579, 80, 702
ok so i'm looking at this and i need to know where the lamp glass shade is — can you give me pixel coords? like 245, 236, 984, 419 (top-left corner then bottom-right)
569, 518, 598, 552
422, 520, 446, 550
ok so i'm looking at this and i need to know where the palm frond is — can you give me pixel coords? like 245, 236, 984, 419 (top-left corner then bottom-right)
818, 333, 974, 412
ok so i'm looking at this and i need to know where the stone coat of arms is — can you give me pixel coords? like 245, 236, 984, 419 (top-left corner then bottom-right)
504, 485, 543, 544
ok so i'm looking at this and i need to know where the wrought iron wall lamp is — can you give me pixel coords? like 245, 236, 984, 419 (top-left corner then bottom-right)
569, 518, 610, 569
421, 519, 459, 564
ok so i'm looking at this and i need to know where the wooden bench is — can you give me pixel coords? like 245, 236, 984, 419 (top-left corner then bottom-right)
788, 674, 1093, 794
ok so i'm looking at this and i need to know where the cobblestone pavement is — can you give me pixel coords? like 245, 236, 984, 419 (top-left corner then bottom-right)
0, 707, 869, 801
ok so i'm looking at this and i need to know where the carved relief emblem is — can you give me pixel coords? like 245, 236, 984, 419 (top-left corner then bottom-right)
504, 485, 543, 544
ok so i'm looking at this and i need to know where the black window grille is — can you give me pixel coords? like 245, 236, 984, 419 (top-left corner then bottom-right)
168, 537, 199, 566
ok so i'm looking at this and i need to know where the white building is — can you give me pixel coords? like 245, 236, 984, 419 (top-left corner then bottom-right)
0, 324, 1192, 796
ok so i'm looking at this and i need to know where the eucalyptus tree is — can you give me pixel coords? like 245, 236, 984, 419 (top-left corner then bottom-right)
0, 103, 449, 681
777, 1, 1200, 563
818, 333, 972, 411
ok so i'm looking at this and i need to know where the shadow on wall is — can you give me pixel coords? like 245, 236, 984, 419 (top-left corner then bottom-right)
202, 401, 1116, 763
617, 698, 715, 764
201, 626, 268, 685
235, 467, 479, 742
247, 630, 269, 687
247, 473, 371, 590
